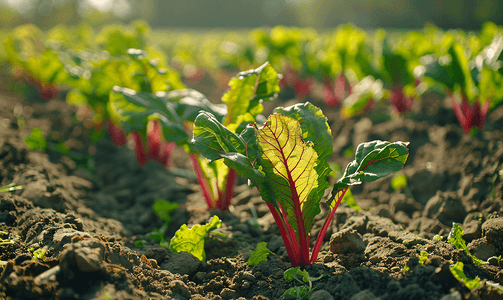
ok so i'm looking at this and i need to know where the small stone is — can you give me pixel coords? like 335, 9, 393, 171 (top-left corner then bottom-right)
462, 219, 482, 242
329, 228, 365, 254
59, 238, 107, 279
482, 217, 503, 248
195, 272, 207, 282
161, 252, 201, 277
241, 281, 251, 289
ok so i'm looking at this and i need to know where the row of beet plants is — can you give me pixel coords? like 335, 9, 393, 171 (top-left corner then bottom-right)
161, 23, 503, 134
5, 21, 503, 136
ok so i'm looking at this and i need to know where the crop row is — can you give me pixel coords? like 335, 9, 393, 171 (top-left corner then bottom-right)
156, 23, 503, 134
4, 22, 503, 135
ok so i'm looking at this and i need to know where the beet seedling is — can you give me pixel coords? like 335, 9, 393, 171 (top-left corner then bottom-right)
170, 215, 221, 261
193, 101, 409, 266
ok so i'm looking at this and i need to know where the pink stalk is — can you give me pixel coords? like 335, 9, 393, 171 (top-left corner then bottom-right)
130, 131, 148, 167
293, 77, 314, 99
147, 120, 161, 159
158, 141, 176, 168
334, 73, 348, 102
279, 65, 296, 87
276, 199, 301, 259
188, 153, 236, 211
323, 80, 338, 108
218, 168, 236, 211
281, 149, 310, 265
25, 74, 60, 100
266, 202, 301, 267
323, 74, 350, 108
309, 187, 348, 264
188, 153, 215, 209
390, 85, 414, 113
450, 92, 490, 134
106, 120, 127, 146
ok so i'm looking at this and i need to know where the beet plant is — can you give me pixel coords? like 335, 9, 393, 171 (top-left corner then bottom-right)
419, 32, 503, 134
319, 24, 372, 109
193, 101, 409, 266
110, 62, 280, 211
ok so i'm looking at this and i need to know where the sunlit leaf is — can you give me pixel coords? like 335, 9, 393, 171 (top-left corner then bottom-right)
334, 141, 409, 196
447, 223, 486, 265
170, 215, 221, 261
449, 261, 481, 290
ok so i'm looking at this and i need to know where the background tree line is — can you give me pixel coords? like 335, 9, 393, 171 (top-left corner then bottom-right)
0, 0, 500, 30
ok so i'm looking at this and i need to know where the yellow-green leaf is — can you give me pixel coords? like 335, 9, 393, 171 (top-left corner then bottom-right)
256, 114, 320, 234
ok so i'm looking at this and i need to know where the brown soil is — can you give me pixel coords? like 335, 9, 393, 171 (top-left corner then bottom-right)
1, 76, 503, 300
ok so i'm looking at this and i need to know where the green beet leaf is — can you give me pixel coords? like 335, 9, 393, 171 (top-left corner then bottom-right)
380, 36, 413, 85
193, 113, 264, 185
110, 87, 187, 144
221, 62, 280, 132
248, 242, 273, 266
334, 140, 409, 197
110, 87, 225, 148
284, 267, 325, 284
168, 89, 226, 123
170, 215, 221, 261
421, 41, 474, 98
192, 111, 247, 161
193, 101, 409, 266
341, 76, 384, 119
